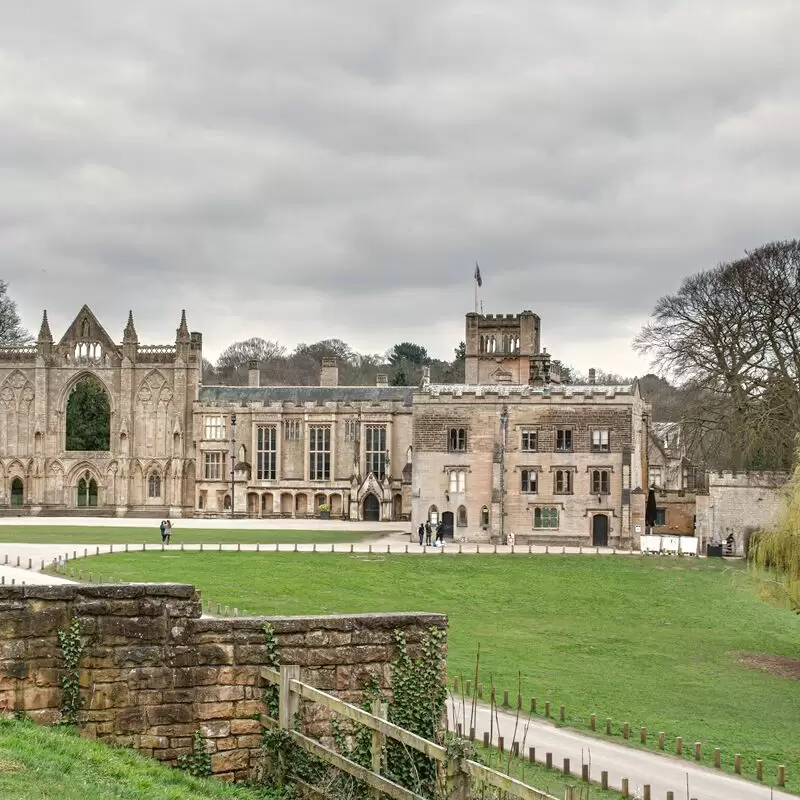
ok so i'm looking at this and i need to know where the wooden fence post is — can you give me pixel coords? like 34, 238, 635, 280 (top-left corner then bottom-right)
279, 665, 300, 730
694, 742, 702, 761
528, 747, 535, 763
562, 757, 570, 775
371, 700, 387, 799
545, 701, 551, 718
445, 748, 470, 800
590, 714, 596, 731
778, 765, 786, 787
642, 785, 650, 800
667, 792, 674, 800
734, 754, 741, 774
658, 732, 665, 750
714, 748, 721, 768
676, 736, 683, 756
483, 732, 489, 748
623, 722, 629, 740
756, 759, 763, 781
559, 705, 565, 722
605, 718, 612, 735
546, 753, 552, 769
600, 770, 608, 789
581, 764, 589, 782
621, 777, 629, 797
640, 726, 647, 744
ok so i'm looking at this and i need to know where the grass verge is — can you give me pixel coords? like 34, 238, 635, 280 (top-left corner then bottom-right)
0, 718, 267, 799
77, 551, 800, 793
0, 526, 377, 545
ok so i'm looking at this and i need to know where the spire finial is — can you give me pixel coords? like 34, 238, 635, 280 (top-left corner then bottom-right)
123, 310, 138, 343
176, 309, 190, 343
38, 310, 53, 343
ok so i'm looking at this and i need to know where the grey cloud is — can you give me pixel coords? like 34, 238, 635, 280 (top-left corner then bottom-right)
3, 1, 800, 376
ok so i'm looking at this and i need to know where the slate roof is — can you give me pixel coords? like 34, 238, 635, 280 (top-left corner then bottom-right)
198, 385, 414, 407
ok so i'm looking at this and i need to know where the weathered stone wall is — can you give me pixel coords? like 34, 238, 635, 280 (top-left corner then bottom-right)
0, 583, 447, 782
706, 471, 789, 553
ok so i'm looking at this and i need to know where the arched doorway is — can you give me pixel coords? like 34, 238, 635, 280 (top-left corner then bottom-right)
362, 494, 380, 522
442, 511, 454, 539
592, 514, 609, 547
10, 477, 24, 506
77, 475, 98, 507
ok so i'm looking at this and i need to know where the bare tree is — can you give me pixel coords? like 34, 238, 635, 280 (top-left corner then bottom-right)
0, 280, 32, 345
635, 240, 800, 470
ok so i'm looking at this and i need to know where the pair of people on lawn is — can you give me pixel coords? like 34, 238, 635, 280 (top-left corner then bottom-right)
159, 519, 173, 544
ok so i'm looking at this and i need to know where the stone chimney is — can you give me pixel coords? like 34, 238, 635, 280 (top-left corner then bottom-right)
376, 373, 389, 387
248, 360, 260, 387
588, 368, 596, 385
320, 358, 339, 387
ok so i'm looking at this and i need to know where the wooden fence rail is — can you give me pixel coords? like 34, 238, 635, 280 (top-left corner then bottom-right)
261, 665, 561, 800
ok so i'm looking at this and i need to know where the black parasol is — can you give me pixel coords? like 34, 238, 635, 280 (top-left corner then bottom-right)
645, 488, 658, 529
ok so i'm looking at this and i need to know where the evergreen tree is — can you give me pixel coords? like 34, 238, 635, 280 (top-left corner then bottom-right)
65, 380, 111, 451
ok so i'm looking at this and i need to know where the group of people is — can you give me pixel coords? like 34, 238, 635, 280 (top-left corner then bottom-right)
417, 520, 445, 546
159, 519, 173, 544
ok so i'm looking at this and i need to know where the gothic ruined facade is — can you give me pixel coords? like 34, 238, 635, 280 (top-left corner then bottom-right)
0, 305, 649, 544
0, 306, 201, 516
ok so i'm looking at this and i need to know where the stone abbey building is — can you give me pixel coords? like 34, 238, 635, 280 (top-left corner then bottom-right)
0, 306, 649, 545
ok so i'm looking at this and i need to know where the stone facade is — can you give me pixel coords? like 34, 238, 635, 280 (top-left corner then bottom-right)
0, 582, 447, 781
412, 381, 649, 546
0, 306, 201, 517
194, 382, 413, 522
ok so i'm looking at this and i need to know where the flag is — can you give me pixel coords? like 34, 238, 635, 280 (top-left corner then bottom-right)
474, 263, 482, 287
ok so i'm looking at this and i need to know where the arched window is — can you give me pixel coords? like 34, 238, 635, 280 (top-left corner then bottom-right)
10, 477, 24, 506
480, 505, 489, 527
428, 505, 439, 526
457, 505, 467, 527
77, 475, 98, 507
66, 378, 110, 451
148, 473, 161, 498
223, 494, 232, 510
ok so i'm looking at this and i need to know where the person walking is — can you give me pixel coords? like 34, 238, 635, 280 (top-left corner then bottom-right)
164, 519, 172, 545
159, 520, 167, 543
436, 520, 444, 546
424, 521, 432, 546
417, 523, 424, 546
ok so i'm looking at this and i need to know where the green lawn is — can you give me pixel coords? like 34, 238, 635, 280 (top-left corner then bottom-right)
0, 718, 266, 799
75, 552, 800, 792
0, 525, 377, 545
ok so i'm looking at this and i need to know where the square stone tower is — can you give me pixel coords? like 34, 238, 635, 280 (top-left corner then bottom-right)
464, 311, 541, 384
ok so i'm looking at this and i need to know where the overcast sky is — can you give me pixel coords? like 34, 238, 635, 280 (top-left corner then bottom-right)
2, 2, 799, 377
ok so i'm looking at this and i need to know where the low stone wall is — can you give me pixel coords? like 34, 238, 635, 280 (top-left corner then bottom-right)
0, 583, 447, 782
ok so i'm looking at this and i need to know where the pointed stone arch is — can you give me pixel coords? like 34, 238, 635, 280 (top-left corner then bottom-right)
0, 369, 35, 455
66, 462, 103, 509
135, 370, 176, 459
46, 460, 65, 506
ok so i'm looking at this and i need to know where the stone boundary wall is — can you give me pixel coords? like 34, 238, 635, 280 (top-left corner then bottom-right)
0, 583, 447, 782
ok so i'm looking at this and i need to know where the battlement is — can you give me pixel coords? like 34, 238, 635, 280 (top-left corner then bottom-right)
708, 471, 789, 488
0, 345, 37, 362
419, 383, 635, 401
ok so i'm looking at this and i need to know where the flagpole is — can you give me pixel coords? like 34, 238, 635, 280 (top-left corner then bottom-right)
474, 274, 478, 313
